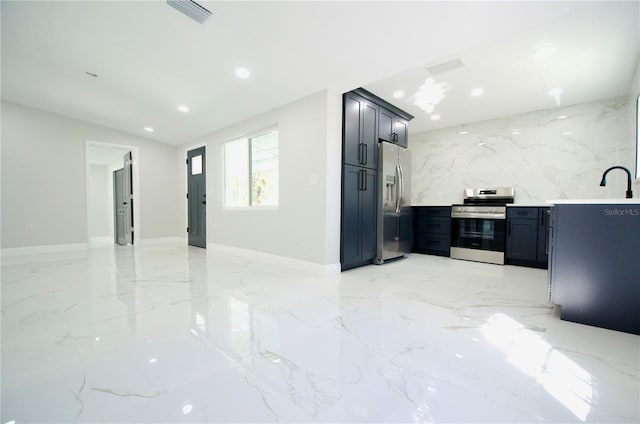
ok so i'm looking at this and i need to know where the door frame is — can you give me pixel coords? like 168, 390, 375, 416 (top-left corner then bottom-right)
184, 142, 207, 246
85, 140, 140, 246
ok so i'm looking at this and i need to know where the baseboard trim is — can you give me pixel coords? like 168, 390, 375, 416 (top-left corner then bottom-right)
206, 243, 340, 276
137, 237, 186, 245
1, 242, 88, 257
90, 236, 113, 246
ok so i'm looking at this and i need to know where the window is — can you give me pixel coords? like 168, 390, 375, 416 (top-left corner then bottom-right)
191, 155, 202, 175
224, 130, 279, 207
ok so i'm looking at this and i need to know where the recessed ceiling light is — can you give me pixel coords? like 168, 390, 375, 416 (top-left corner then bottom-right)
557, 115, 567, 119
562, 131, 572, 135
459, 130, 469, 135
470, 88, 484, 97
512, 130, 521, 135
235, 67, 251, 79
393, 90, 405, 99
144, 127, 154, 132
430, 114, 441, 121
177, 104, 190, 113
533, 42, 558, 58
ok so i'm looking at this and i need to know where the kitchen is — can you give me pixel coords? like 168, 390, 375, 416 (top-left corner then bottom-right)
339, 1, 639, 335
1, 1, 639, 423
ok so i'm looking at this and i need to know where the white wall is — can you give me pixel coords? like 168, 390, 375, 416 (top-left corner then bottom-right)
88, 164, 110, 239
1, 101, 182, 249
410, 96, 634, 205
178, 90, 342, 267
628, 58, 640, 195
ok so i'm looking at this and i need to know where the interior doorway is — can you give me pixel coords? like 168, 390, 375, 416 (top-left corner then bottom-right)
113, 151, 133, 245
86, 141, 140, 247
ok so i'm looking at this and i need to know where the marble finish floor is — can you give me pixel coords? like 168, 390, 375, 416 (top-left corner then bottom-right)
1, 243, 638, 423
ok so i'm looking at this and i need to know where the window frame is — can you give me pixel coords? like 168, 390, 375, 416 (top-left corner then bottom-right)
222, 128, 279, 209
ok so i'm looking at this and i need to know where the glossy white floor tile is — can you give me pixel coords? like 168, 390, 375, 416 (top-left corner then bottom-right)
2, 243, 639, 423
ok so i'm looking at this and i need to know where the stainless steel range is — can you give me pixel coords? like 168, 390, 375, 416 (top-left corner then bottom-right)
450, 188, 515, 265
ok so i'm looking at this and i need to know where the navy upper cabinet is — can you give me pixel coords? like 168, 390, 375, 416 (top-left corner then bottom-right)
343, 92, 378, 169
378, 107, 408, 148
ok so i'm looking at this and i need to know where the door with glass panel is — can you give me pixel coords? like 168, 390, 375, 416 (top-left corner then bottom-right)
187, 146, 206, 248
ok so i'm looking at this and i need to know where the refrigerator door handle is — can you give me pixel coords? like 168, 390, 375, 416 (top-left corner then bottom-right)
395, 163, 402, 214
398, 162, 405, 213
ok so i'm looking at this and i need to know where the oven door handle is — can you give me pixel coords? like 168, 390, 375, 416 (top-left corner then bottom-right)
451, 211, 506, 219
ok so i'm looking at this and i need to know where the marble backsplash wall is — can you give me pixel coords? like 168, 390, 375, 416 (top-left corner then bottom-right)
410, 96, 634, 205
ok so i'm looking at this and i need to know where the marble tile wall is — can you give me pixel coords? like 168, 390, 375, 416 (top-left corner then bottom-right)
410, 96, 633, 205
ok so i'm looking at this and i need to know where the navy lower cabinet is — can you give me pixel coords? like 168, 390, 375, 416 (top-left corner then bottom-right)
412, 206, 451, 256
341, 164, 377, 271
548, 203, 640, 335
506, 207, 550, 268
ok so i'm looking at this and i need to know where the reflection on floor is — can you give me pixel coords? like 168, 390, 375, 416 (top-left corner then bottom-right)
2, 243, 638, 423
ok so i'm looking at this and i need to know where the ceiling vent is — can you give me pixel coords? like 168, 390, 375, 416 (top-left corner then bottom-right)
167, 0, 212, 24
425, 58, 465, 76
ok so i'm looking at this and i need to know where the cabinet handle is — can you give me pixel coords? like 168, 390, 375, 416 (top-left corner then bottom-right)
358, 143, 363, 164
363, 144, 368, 165
362, 170, 367, 191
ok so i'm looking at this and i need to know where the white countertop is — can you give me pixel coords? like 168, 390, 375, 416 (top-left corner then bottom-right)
546, 199, 640, 205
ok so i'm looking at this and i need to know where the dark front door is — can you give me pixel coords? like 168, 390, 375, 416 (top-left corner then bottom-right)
187, 146, 206, 248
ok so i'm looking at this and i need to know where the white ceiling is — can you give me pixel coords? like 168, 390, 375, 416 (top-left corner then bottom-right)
2, 1, 638, 146
366, 1, 640, 134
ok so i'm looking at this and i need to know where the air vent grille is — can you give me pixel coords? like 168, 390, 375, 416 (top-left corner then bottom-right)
167, 0, 212, 24
426, 58, 465, 76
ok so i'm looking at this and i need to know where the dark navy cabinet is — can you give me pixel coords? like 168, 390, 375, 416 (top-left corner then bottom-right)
548, 203, 640, 335
341, 165, 377, 270
378, 107, 408, 148
340, 88, 413, 271
412, 206, 451, 256
506, 207, 550, 268
343, 92, 378, 169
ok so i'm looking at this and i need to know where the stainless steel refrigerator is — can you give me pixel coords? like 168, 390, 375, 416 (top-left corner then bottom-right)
375, 141, 412, 264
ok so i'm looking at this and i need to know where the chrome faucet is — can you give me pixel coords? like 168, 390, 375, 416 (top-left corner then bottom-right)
599, 166, 633, 198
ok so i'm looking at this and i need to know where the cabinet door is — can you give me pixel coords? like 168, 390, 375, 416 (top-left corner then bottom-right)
360, 168, 378, 262
378, 107, 394, 143
343, 93, 365, 167
379, 107, 409, 147
537, 208, 550, 263
394, 117, 408, 148
341, 165, 377, 269
361, 101, 378, 168
344, 93, 378, 168
506, 219, 537, 261
341, 165, 362, 267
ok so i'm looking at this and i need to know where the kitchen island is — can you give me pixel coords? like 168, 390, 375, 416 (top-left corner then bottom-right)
547, 199, 640, 335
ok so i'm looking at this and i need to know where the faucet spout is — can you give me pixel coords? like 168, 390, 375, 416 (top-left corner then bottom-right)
599, 166, 633, 198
